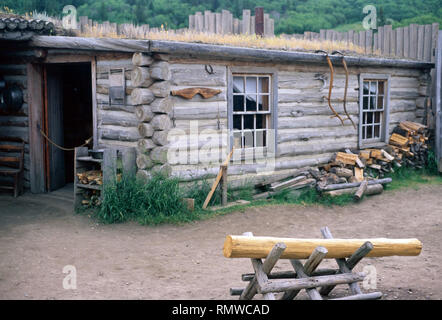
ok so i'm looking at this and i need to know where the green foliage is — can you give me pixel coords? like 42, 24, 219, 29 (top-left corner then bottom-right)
3, 0, 440, 33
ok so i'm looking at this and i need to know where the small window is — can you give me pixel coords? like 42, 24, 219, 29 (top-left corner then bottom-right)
359, 74, 390, 148
231, 75, 272, 150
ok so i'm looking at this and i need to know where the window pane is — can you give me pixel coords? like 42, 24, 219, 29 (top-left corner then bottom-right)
362, 125, 366, 139
367, 126, 373, 139
243, 131, 254, 148
378, 81, 385, 95
233, 77, 244, 93
256, 114, 267, 129
246, 95, 257, 112
233, 115, 242, 130
233, 95, 245, 112
258, 77, 270, 93
246, 77, 257, 93
374, 111, 382, 124
366, 112, 373, 124
363, 82, 369, 95
363, 96, 369, 110
233, 131, 242, 148
370, 81, 377, 95
256, 130, 267, 147
244, 114, 254, 130
374, 125, 380, 138
258, 95, 270, 111
377, 95, 384, 109
369, 96, 376, 110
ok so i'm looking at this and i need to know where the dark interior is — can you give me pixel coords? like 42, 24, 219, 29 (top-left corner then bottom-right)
47, 63, 92, 187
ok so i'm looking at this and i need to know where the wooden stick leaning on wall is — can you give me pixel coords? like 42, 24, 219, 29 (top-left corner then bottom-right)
202, 147, 234, 209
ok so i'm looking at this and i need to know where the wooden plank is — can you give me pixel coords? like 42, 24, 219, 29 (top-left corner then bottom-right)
27, 63, 45, 193
202, 148, 234, 209
436, 30, 442, 171
424, 24, 433, 62
384, 25, 392, 55
431, 23, 439, 63
417, 25, 425, 60
403, 26, 410, 58
409, 24, 418, 59
396, 27, 404, 57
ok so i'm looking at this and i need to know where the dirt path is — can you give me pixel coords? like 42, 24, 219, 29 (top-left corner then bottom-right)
0, 183, 441, 300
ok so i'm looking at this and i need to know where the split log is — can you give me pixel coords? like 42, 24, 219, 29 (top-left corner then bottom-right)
135, 105, 154, 122
152, 130, 169, 146
223, 235, 422, 259
138, 123, 154, 138
131, 67, 154, 88
354, 167, 364, 182
330, 167, 353, 178
151, 115, 172, 131
335, 152, 359, 166
381, 149, 395, 161
149, 81, 170, 98
345, 148, 364, 168
389, 133, 409, 147
150, 61, 170, 81
137, 139, 156, 153
318, 178, 392, 192
324, 184, 383, 197
132, 52, 154, 67
150, 97, 172, 114
131, 88, 155, 105
354, 180, 368, 201
136, 153, 154, 170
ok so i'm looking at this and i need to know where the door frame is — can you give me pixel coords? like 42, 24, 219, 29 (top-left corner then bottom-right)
27, 54, 97, 193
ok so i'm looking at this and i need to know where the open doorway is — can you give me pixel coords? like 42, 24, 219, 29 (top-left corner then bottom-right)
44, 63, 93, 192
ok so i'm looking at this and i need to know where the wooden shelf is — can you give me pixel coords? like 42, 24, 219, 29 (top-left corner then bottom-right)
76, 183, 102, 191
76, 156, 103, 163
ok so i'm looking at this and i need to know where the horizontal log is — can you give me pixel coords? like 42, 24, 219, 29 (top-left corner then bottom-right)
135, 105, 154, 122
318, 178, 392, 192
259, 272, 366, 294
99, 126, 140, 142
131, 67, 153, 88
223, 235, 422, 259
241, 268, 338, 282
138, 123, 154, 138
330, 292, 383, 300
170, 63, 227, 86
132, 52, 153, 67
149, 81, 170, 98
150, 61, 170, 81
150, 97, 172, 114
131, 88, 154, 105
324, 184, 383, 197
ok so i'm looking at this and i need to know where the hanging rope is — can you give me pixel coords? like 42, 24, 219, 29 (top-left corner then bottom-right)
38, 127, 92, 152
332, 51, 357, 129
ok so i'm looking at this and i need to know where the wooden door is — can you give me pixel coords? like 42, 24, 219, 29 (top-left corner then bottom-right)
45, 65, 66, 191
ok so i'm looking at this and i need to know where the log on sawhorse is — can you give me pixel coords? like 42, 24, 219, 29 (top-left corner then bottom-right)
227, 227, 422, 300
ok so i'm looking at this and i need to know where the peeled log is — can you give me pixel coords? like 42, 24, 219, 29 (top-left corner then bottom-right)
223, 235, 422, 259
150, 97, 172, 114
132, 52, 154, 67
131, 88, 155, 105
131, 67, 154, 88
151, 114, 172, 131
149, 81, 171, 98
150, 146, 168, 163
137, 138, 156, 153
150, 61, 170, 81
136, 153, 154, 170
325, 184, 383, 197
152, 130, 169, 146
135, 105, 154, 122
138, 123, 154, 138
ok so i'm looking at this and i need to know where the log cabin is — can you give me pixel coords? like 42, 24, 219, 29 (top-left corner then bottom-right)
0, 25, 435, 194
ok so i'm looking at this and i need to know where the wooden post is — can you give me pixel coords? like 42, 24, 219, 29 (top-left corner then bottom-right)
435, 30, 442, 171
255, 7, 264, 37
221, 10, 230, 34
403, 26, 410, 58
215, 13, 222, 34
424, 24, 432, 62
417, 25, 425, 60
188, 15, 195, 31
221, 164, 228, 206
242, 9, 251, 35
103, 148, 117, 185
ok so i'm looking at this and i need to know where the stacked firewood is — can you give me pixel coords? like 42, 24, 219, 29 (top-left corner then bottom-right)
81, 190, 101, 207
76, 170, 103, 186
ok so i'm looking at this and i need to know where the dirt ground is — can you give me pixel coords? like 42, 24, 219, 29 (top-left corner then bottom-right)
0, 183, 441, 300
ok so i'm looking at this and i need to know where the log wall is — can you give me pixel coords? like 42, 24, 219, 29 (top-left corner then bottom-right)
135, 57, 430, 188
0, 63, 31, 189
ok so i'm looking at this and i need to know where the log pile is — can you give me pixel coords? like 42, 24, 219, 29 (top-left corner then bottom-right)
81, 190, 101, 207
254, 121, 428, 201
76, 170, 103, 186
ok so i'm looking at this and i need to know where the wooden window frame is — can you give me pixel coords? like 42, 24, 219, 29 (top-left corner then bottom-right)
227, 66, 278, 160
358, 73, 391, 149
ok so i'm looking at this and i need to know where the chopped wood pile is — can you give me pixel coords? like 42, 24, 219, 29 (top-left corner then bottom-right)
253, 121, 429, 201
81, 190, 101, 207
76, 170, 103, 186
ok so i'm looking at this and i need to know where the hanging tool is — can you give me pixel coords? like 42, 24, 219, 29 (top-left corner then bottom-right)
332, 51, 357, 129
315, 50, 345, 126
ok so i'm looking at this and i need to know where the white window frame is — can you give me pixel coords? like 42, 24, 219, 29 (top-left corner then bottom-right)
358, 73, 391, 149
228, 67, 278, 160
